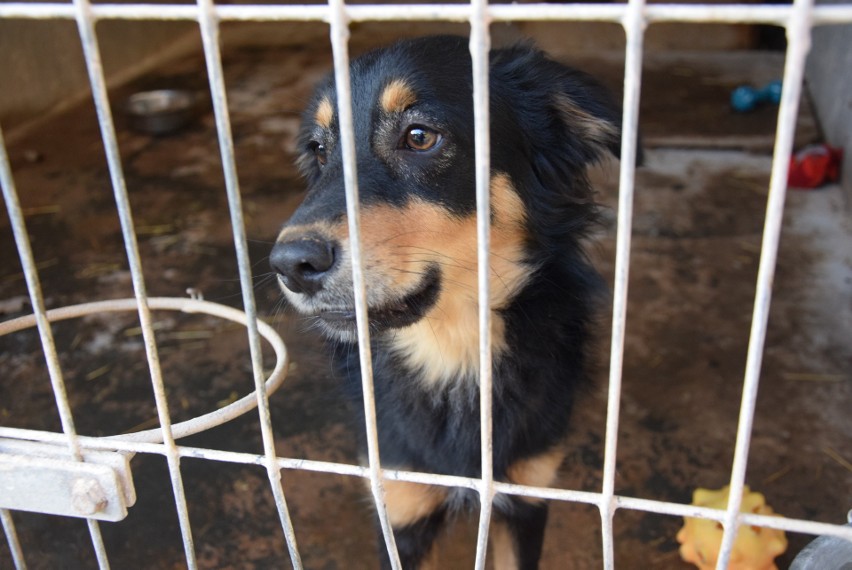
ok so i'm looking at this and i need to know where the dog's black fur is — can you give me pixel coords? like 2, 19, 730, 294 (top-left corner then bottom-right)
271, 35, 621, 569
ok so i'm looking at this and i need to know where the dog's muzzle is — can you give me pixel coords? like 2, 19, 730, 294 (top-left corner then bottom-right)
271, 231, 443, 339
270, 235, 337, 296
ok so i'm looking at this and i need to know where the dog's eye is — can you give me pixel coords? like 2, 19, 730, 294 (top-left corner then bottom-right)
309, 141, 328, 167
403, 126, 441, 151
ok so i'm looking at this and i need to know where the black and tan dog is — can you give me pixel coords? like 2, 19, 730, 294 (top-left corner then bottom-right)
270, 35, 621, 570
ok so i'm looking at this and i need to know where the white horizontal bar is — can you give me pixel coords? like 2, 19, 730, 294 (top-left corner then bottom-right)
4, 426, 851, 544
618, 496, 852, 542
1, 3, 852, 25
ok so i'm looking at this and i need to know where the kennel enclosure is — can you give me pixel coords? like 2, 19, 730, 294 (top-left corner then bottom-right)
2, 0, 852, 568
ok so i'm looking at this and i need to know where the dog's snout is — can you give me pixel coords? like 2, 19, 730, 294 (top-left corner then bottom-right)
271, 236, 336, 296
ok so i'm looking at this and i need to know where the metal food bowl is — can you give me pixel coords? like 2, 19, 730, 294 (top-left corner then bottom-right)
125, 89, 202, 135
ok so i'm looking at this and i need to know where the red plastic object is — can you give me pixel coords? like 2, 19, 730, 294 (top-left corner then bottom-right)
788, 144, 843, 189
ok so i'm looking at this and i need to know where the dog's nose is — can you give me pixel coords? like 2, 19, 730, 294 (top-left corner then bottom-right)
271, 237, 336, 296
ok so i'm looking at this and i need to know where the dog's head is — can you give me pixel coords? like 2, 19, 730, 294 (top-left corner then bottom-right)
271, 36, 620, 375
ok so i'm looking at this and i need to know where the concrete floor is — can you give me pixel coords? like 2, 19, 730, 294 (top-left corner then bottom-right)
1, 29, 850, 570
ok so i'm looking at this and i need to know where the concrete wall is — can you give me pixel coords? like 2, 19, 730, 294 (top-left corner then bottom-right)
0, 15, 756, 140
805, 1, 852, 205
0, 19, 198, 134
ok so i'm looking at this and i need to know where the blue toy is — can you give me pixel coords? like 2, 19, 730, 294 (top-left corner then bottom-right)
731, 80, 782, 112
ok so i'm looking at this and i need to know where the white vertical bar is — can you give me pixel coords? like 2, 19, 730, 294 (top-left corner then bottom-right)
70, 1, 196, 567
0, 123, 111, 569
715, 0, 814, 567
0, 133, 83, 460
600, 0, 646, 567
83, 519, 111, 569
193, 1, 303, 567
469, 1, 494, 569
1, 509, 27, 570
326, 2, 402, 569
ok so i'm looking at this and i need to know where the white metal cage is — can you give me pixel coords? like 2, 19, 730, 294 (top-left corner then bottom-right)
1, 0, 851, 569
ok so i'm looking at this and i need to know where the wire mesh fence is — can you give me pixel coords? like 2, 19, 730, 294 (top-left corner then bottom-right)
1, 0, 852, 569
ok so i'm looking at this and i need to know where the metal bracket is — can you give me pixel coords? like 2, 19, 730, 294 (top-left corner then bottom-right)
0, 437, 135, 522
790, 511, 852, 570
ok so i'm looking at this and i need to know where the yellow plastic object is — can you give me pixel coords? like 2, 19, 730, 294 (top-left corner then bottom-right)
677, 485, 787, 570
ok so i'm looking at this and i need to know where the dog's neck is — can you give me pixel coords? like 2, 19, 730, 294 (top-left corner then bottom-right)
385, 299, 509, 386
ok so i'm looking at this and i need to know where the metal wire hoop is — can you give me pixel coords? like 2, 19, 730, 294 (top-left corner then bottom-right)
0, 297, 289, 444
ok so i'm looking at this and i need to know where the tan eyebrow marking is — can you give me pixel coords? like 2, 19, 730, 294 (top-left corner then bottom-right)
315, 96, 334, 129
380, 79, 417, 114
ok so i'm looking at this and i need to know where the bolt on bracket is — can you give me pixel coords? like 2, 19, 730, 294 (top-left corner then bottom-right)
0, 437, 135, 521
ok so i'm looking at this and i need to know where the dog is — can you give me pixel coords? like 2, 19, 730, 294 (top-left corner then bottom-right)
270, 35, 622, 570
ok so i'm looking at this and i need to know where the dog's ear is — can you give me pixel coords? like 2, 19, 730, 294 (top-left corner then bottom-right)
491, 45, 627, 174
